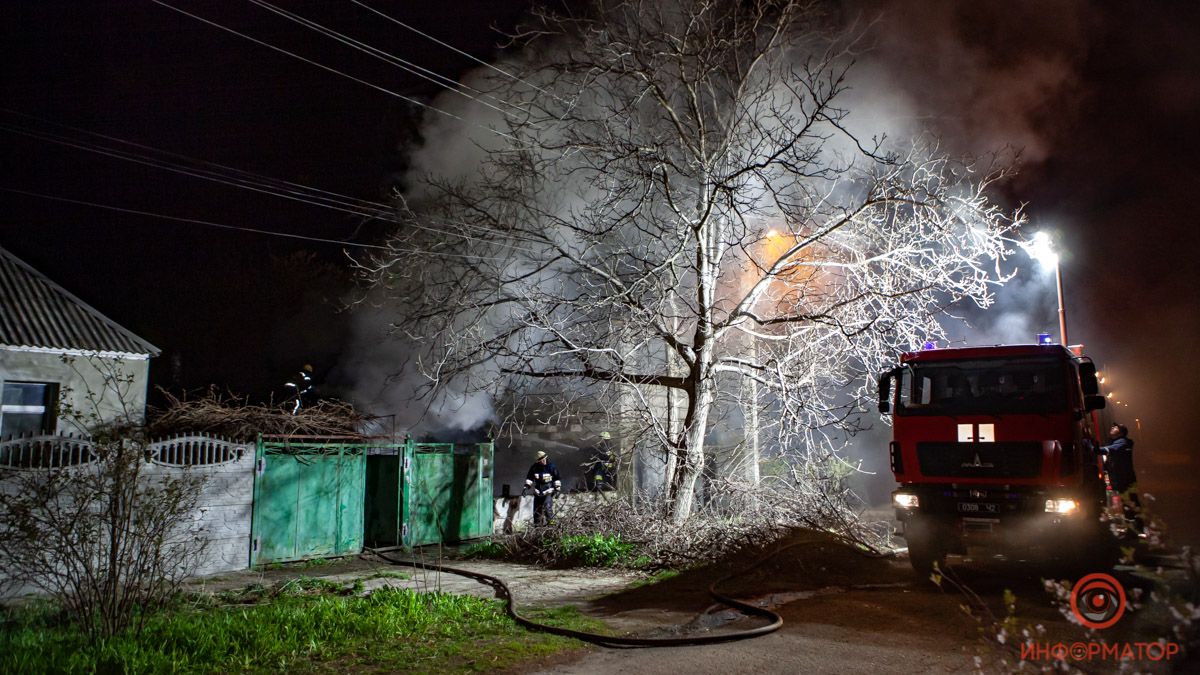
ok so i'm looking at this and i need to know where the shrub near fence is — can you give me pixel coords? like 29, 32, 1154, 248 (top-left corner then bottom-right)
0, 432, 255, 598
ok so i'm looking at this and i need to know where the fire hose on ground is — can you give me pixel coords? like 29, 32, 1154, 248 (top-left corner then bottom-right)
364, 542, 803, 648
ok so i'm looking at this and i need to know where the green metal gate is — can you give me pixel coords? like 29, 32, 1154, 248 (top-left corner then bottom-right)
250, 436, 367, 566
364, 440, 494, 549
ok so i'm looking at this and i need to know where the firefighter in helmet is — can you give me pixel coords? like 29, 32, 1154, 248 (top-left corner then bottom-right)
585, 431, 616, 492
284, 364, 315, 415
524, 451, 562, 526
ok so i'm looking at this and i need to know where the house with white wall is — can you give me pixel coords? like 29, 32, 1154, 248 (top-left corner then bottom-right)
0, 246, 159, 437
0, 246, 257, 579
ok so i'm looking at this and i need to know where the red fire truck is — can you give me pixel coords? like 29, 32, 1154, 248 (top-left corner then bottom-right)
877, 343, 1113, 575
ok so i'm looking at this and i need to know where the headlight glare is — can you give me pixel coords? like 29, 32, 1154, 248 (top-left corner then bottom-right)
1045, 498, 1078, 514
893, 493, 919, 509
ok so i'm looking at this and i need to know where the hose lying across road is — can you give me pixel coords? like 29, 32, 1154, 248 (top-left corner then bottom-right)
366, 545, 790, 648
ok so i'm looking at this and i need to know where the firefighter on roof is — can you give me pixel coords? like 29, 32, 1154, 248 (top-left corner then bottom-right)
284, 364, 315, 415
524, 450, 561, 526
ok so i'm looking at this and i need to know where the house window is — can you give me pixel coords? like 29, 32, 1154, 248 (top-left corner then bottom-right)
0, 382, 59, 439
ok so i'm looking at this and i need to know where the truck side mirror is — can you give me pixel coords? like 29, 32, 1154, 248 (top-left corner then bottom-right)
877, 371, 894, 414
1084, 395, 1106, 412
1078, 362, 1099, 396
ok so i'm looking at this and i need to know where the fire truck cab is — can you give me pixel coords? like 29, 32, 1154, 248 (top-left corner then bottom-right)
878, 344, 1113, 575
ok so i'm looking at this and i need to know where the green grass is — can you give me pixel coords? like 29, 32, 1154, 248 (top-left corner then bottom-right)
523, 605, 617, 637
554, 534, 638, 567
1, 581, 586, 674
366, 570, 411, 581
460, 540, 509, 560
629, 569, 680, 588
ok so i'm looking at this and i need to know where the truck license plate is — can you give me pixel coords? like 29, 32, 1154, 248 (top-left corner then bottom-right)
958, 502, 999, 514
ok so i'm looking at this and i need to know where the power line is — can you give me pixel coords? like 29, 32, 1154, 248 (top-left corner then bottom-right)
350, 0, 559, 102
0, 187, 524, 260
247, 0, 528, 122
1, 186, 388, 249
0, 117, 542, 253
148, 0, 516, 142
1, 107, 395, 215
0, 118, 540, 249
0, 123, 396, 223
146, 2, 455, 124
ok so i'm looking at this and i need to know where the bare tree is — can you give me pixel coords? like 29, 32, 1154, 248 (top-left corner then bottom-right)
359, 0, 1021, 523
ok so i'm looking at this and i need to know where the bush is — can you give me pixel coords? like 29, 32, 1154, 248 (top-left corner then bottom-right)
0, 355, 210, 642
553, 534, 637, 567
0, 429, 208, 642
461, 540, 510, 560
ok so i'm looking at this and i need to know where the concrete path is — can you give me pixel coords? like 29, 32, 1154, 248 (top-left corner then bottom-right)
185, 552, 643, 607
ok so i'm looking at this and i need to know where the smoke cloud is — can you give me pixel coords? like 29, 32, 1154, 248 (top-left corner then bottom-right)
838, 0, 1089, 163
330, 291, 496, 437
340, 0, 1097, 461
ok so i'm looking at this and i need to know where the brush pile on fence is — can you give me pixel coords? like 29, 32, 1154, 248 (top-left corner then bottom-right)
149, 389, 369, 440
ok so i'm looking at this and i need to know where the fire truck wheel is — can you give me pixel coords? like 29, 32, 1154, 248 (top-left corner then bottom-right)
1056, 517, 1120, 577
908, 539, 946, 578
905, 519, 948, 578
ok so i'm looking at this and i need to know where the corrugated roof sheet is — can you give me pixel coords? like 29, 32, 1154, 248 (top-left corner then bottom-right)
0, 247, 160, 356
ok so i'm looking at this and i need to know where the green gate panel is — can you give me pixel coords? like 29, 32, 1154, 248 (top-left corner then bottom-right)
462, 443, 493, 539
250, 439, 367, 566
252, 450, 300, 563
408, 448, 453, 547
296, 457, 337, 557
252, 438, 492, 560
402, 442, 494, 548
337, 453, 366, 554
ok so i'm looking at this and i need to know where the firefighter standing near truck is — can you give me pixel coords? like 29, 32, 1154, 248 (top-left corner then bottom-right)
1099, 423, 1142, 533
525, 451, 562, 526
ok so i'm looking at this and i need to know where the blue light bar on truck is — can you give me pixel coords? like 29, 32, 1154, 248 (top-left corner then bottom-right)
1037, 332, 1053, 345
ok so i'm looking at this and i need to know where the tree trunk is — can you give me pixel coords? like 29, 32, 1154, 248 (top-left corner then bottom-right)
669, 373, 714, 525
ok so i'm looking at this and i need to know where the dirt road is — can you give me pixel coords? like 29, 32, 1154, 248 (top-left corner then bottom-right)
533, 532, 1193, 675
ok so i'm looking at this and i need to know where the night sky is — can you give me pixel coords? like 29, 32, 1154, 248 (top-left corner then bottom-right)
1, 0, 530, 399
2, 2, 1199, 491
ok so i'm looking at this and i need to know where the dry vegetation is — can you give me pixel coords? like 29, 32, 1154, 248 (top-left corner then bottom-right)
148, 389, 371, 440
498, 474, 893, 570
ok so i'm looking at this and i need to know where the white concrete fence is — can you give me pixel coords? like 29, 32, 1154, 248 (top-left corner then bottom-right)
0, 433, 255, 581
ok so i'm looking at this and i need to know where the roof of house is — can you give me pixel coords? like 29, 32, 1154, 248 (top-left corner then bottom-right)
0, 246, 160, 357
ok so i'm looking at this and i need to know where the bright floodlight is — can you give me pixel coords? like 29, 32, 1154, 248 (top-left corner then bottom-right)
1022, 231, 1059, 270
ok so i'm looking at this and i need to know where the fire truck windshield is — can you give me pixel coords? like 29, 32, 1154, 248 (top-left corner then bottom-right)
896, 357, 1069, 416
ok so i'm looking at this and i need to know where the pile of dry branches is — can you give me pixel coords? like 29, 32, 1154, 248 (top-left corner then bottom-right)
502, 473, 894, 569
148, 389, 370, 440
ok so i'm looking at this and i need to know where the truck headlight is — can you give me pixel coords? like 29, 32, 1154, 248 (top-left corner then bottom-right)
893, 492, 919, 509
1045, 498, 1078, 514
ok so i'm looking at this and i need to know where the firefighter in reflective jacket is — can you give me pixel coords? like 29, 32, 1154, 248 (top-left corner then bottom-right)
525, 451, 561, 526
284, 364, 315, 415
